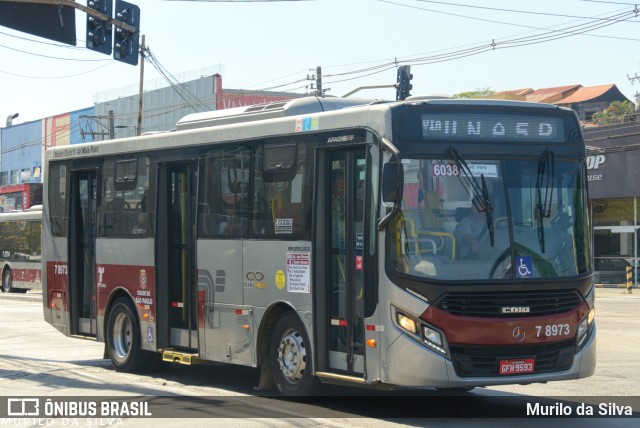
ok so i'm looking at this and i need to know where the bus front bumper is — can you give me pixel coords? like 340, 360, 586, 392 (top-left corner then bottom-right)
382, 324, 596, 389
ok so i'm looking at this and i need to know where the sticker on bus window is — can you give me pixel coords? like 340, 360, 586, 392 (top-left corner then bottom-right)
431, 163, 498, 178
431, 164, 460, 177
275, 218, 293, 234
463, 164, 498, 178
516, 256, 533, 278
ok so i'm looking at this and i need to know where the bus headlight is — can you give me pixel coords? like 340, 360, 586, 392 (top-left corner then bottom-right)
577, 308, 595, 349
391, 305, 449, 357
422, 324, 447, 355
423, 326, 443, 347
396, 312, 418, 334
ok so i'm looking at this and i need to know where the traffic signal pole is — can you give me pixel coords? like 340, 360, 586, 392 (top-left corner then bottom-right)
136, 34, 145, 136
0, 0, 137, 34
396, 65, 413, 100
0, 0, 140, 65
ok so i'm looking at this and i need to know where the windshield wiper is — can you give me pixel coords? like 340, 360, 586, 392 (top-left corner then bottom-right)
536, 149, 555, 253
449, 147, 494, 246
481, 174, 495, 246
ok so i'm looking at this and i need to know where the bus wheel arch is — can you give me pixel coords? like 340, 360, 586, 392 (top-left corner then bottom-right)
104, 291, 160, 372
266, 307, 319, 397
256, 302, 292, 391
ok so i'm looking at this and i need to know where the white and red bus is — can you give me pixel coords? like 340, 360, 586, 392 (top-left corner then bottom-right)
42, 96, 595, 396
0, 205, 42, 293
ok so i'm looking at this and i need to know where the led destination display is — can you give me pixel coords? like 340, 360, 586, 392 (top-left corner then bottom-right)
421, 113, 564, 142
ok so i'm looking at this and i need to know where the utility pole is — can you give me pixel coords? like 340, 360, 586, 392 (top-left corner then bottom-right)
315, 66, 322, 97
108, 110, 115, 139
80, 110, 115, 141
306, 66, 329, 97
136, 34, 145, 136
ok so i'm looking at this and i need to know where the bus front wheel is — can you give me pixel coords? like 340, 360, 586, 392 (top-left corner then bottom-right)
107, 297, 149, 373
269, 311, 319, 398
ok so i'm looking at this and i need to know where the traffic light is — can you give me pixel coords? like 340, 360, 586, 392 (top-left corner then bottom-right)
86, 0, 113, 55
396, 65, 413, 101
113, 0, 140, 65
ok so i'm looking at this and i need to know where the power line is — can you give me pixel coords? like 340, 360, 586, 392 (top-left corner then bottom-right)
0, 62, 113, 79
377, 0, 639, 41
322, 5, 638, 84
0, 43, 110, 61
410, 0, 639, 22
0, 30, 85, 49
145, 48, 211, 112
578, 0, 638, 5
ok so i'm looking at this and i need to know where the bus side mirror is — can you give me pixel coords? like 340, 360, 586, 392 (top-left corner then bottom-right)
382, 162, 403, 203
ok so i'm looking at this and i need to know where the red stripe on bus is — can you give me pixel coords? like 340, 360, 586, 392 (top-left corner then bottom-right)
420, 302, 590, 346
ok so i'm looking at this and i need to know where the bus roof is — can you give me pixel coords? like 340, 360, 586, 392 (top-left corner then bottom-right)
176, 96, 569, 132
175, 96, 378, 131
44, 96, 574, 163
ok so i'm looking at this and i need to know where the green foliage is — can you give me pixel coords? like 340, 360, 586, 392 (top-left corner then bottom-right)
453, 88, 495, 99
591, 100, 636, 126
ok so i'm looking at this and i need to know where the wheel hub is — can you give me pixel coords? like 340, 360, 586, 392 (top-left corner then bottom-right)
112, 312, 132, 362
277, 329, 306, 383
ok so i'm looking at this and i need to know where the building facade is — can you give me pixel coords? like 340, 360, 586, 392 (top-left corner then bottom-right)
585, 122, 640, 287
0, 74, 301, 212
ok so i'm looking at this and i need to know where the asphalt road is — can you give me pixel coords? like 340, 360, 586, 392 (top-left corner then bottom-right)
0, 287, 638, 427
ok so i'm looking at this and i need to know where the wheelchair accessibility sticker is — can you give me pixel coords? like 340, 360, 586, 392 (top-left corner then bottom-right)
516, 256, 533, 278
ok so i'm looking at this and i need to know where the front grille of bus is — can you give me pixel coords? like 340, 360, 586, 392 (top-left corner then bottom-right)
435, 290, 582, 318
449, 340, 575, 378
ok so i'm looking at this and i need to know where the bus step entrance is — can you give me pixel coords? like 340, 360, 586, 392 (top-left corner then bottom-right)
162, 350, 200, 365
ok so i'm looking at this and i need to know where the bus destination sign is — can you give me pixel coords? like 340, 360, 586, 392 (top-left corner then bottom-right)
421, 113, 563, 142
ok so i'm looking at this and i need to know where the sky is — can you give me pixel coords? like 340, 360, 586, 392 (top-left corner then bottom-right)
1, 0, 639, 125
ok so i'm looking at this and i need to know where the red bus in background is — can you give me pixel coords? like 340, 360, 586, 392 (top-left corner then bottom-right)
0, 205, 42, 293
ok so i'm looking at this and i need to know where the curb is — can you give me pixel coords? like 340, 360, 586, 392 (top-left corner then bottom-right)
0, 291, 43, 303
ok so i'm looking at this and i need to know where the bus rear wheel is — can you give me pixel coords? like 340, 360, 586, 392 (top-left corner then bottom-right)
2, 269, 12, 293
269, 311, 319, 398
107, 297, 155, 372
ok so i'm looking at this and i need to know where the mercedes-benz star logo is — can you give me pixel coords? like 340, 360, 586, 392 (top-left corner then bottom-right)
512, 327, 526, 343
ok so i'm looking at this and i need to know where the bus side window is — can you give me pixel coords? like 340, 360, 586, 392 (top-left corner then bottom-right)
199, 146, 250, 239
29, 220, 42, 256
253, 141, 312, 239
101, 156, 151, 238
48, 163, 68, 237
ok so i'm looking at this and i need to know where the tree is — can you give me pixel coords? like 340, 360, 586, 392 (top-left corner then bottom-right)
453, 88, 495, 99
592, 100, 636, 126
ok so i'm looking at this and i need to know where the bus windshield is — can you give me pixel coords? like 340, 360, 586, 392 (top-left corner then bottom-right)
387, 157, 591, 281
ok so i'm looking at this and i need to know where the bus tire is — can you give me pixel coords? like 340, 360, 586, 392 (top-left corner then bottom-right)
106, 297, 148, 373
2, 268, 12, 293
269, 311, 319, 398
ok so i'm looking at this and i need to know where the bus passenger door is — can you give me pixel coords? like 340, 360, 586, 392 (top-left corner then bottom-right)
157, 162, 199, 351
317, 148, 367, 376
69, 170, 98, 336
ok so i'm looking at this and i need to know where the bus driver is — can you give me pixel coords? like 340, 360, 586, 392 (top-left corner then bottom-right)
454, 198, 488, 260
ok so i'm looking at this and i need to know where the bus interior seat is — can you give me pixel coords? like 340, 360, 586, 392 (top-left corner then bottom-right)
404, 210, 456, 261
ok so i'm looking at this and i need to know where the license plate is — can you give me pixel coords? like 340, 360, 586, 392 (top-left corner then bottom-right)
499, 358, 534, 375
